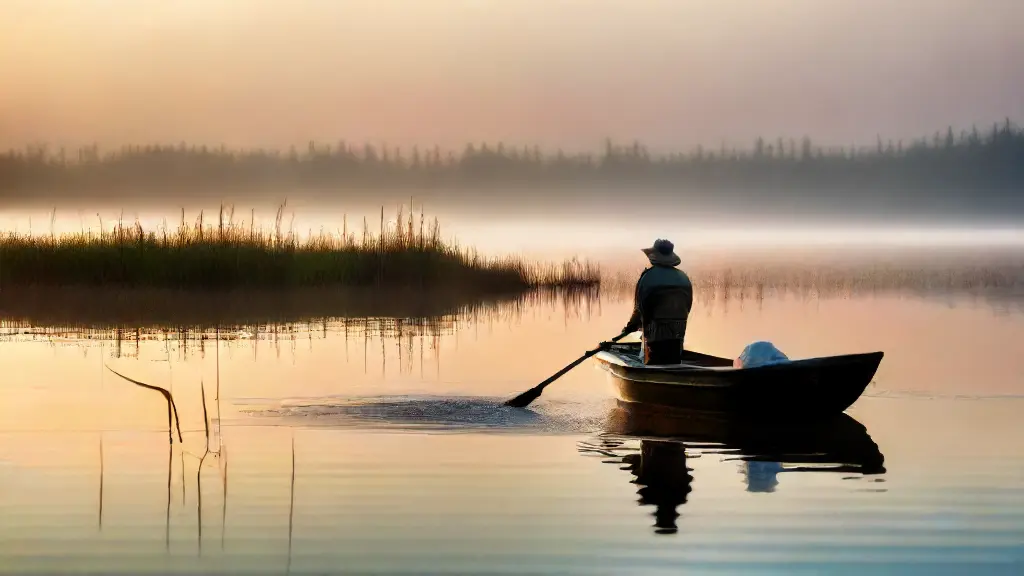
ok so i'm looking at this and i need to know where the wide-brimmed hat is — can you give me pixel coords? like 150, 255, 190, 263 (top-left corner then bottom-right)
642, 238, 681, 267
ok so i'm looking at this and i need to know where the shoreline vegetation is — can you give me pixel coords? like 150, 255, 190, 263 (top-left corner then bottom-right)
1, 121, 1022, 195
605, 259, 1024, 306
0, 204, 600, 291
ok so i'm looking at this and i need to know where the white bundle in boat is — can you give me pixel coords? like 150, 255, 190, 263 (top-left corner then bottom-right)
734, 341, 789, 369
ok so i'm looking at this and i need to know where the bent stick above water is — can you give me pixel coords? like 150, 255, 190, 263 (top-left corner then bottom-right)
105, 365, 184, 444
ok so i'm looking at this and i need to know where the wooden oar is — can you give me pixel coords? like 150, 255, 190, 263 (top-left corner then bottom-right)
504, 330, 632, 408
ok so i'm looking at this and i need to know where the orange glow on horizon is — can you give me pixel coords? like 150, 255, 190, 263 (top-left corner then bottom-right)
1, 0, 1022, 151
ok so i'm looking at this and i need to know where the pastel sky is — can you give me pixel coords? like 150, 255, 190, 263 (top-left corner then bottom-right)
2, 0, 1022, 151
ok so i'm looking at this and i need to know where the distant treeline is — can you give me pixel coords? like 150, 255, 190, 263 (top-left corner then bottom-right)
2, 120, 1023, 195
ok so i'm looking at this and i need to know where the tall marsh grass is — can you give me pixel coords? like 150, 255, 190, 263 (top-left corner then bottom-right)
603, 259, 1024, 304
0, 205, 600, 291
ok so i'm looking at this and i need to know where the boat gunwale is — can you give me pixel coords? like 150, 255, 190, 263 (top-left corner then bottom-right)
595, 348, 884, 377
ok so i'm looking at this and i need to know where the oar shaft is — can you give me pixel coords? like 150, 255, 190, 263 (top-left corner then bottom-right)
504, 331, 633, 407
535, 347, 601, 387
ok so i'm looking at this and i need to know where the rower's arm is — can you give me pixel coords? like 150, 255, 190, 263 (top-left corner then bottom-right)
624, 302, 642, 332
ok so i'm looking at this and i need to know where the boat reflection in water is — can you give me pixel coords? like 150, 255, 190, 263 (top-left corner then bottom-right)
579, 402, 886, 535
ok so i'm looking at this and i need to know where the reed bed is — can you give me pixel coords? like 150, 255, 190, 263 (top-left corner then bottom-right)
602, 260, 1024, 303
692, 264, 1024, 296
0, 204, 600, 291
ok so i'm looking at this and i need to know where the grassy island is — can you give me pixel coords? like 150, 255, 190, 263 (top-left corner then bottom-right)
0, 205, 600, 292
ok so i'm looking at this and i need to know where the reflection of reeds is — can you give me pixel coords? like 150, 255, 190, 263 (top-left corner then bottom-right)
0, 287, 600, 361
0, 284, 592, 330
105, 366, 183, 444
0, 205, 599, 291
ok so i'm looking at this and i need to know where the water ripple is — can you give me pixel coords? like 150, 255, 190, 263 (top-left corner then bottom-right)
238, 395, 610, 435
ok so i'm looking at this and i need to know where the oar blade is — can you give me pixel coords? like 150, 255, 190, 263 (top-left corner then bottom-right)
504, 386, 542, 408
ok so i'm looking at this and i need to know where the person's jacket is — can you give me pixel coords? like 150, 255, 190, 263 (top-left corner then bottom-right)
625, 264, 693, 342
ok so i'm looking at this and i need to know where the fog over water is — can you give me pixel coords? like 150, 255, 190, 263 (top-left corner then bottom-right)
3, 202, 1024, 266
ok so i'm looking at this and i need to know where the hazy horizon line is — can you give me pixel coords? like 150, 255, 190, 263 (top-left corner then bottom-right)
5, 118, 1021, 157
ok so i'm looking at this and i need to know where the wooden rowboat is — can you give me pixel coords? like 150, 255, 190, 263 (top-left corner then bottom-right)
594, 342, 883, 417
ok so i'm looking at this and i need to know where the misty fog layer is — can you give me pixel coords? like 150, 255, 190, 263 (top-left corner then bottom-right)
3, 123, 1023, 223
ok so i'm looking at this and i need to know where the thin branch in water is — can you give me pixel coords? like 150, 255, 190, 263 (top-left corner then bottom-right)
287, 435, 296, 575
213, 327, 224, 457
181, 451, 186, 507
221, 447, 228, 551
197, 378, 211, 557
98, 434, 104, 531
105, 365, 183, 443
201, 379, 210, 453
197, 446, 208, 557
166, 442, 172, 551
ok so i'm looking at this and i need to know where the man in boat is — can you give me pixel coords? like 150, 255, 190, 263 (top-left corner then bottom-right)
622, 239, 693, 365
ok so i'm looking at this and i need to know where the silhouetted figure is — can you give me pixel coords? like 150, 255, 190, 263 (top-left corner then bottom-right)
621, 440, 693, 535
623, 239, 693, 364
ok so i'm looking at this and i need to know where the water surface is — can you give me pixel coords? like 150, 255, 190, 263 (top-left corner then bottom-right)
1, 271, 1022, 574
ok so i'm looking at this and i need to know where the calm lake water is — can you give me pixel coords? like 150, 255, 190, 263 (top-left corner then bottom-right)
1, 275, 1023, 574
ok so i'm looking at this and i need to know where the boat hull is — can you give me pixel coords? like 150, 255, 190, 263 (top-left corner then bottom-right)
597, 345, 883, 417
